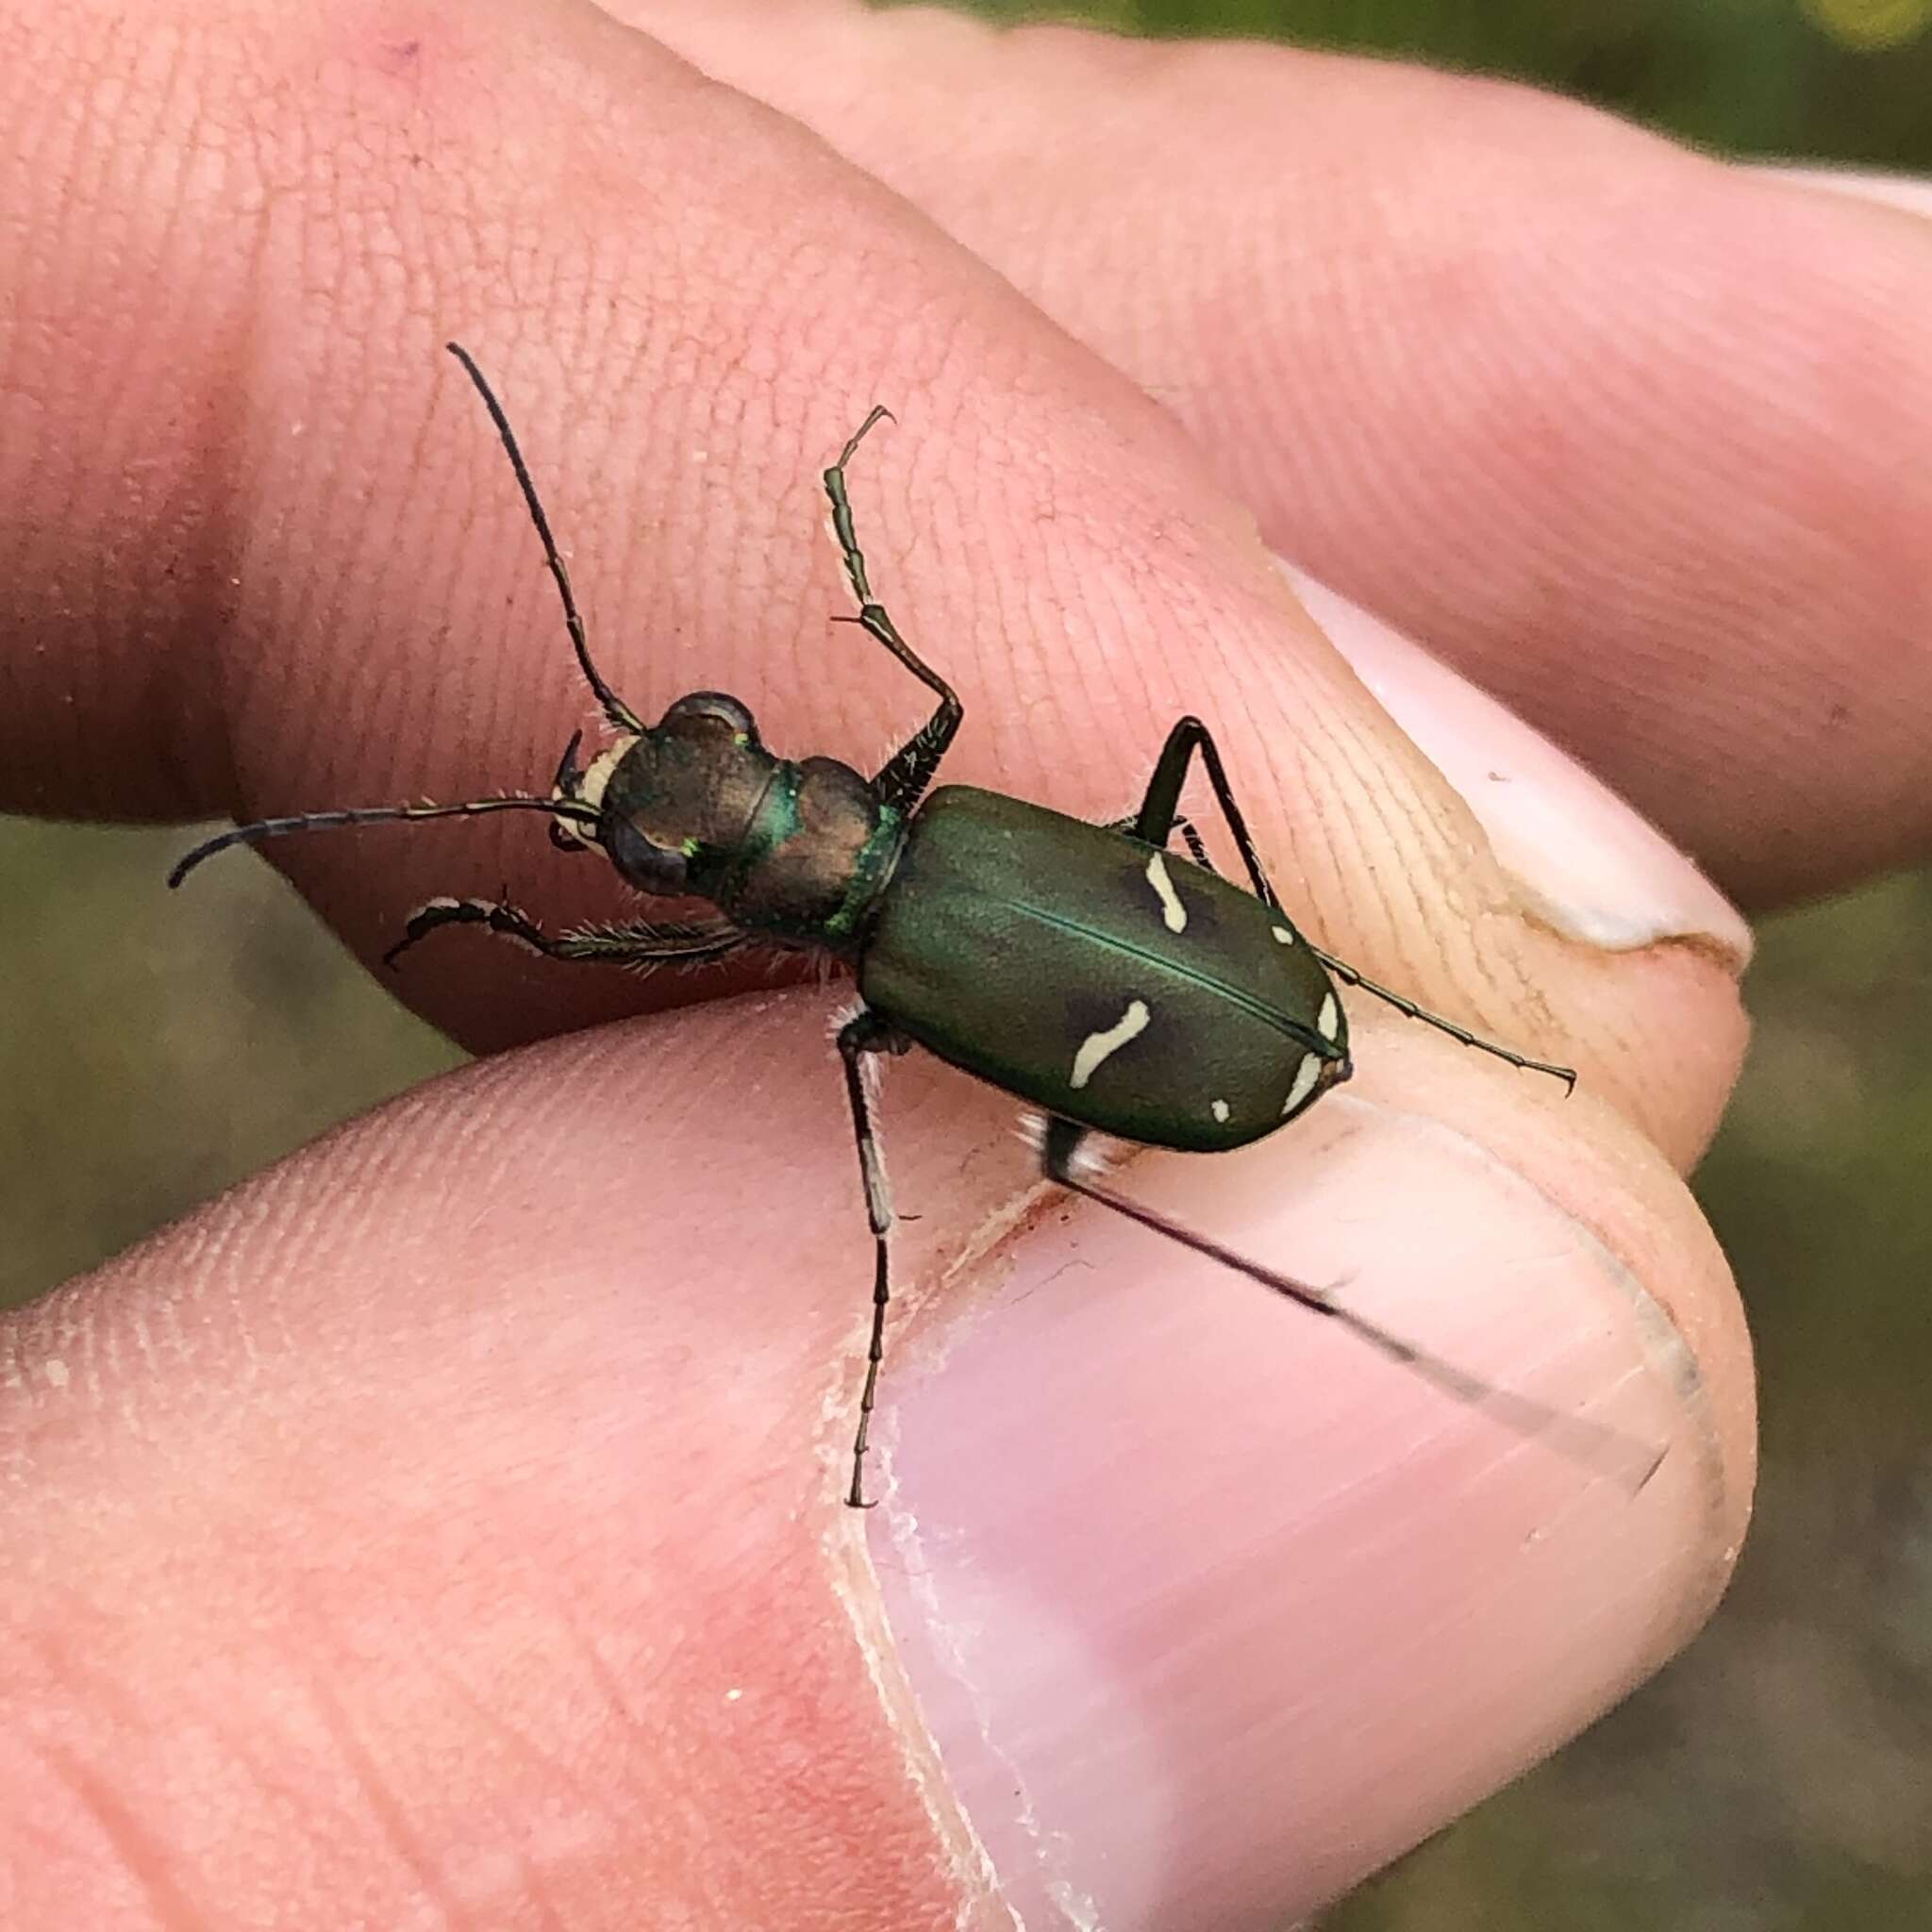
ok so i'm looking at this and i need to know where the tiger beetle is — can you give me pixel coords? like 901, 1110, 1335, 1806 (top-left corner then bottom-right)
172, 343, 1663, 1507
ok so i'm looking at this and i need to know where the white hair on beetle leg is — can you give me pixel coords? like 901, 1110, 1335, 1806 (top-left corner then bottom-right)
826, 997, 891, 1109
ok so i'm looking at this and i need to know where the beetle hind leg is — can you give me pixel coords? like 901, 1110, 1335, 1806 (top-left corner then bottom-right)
1308, 950, 1577, 1092
1107, 809, 1215, 873
1039, 1119, 1662, 1491
1129, 716, 1575, 1091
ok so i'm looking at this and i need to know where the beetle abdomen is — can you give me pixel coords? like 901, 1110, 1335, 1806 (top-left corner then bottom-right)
859, 787, 1348, 1152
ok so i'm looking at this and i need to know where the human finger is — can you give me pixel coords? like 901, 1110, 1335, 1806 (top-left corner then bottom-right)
0, 0, 1742, 1167
629, 0, 1932, 907
0, 989, 1749, 1926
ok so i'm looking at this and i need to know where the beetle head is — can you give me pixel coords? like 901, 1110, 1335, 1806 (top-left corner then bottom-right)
561, 691, 773, 899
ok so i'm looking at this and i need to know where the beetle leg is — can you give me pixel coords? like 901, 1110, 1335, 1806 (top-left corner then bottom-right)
821, 410, 963, 815
1308, 949, 1577, 1092
1108, 809, 1216, 874
1129, 716, 1281, 906
1039, 1120, 1661, 1492
837, 1005, 913, 1507
382, 897, 743, 972
1130, 718, 1576, 1091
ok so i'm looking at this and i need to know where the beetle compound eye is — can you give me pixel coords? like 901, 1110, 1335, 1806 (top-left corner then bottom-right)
661, 691, 759, 742
607, 815, 691, 895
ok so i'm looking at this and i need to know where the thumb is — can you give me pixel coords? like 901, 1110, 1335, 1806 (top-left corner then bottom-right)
3, 988, 1747, 1927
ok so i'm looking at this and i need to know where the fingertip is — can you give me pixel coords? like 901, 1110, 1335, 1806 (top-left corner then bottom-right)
871, 1036, 1748, 1923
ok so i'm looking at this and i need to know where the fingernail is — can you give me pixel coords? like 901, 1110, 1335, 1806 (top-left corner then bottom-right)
870, 1101, 1724, 1927
1281, 564, 1753, 972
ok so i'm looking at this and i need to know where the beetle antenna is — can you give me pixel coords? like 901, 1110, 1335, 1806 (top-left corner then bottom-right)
168, 795, 603, 890
444, 341, 644, 737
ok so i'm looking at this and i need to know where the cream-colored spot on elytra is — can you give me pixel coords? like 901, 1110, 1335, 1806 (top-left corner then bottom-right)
43, 1358, 70, 1390
1272, 924, 1295, 945
1070, 999, 1151, 1090
1145, 853, 1187, 933
1281, 1053, 1323, 1116
1317, 992, 1341, 1041
1211, 1099, 1231, 1124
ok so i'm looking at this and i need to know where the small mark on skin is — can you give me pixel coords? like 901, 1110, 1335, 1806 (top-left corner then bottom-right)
1272, 924, 1295, 945
1282, 1053, 1323, 1116
1317, 992, 1341, 1041
1070, 999, 1151, 1090
1211, 1099, 1231, 1124
1145, 853, 1187, 933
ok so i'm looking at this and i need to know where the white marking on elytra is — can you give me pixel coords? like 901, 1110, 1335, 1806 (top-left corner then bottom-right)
1272, 924, 1296, 946
1317, 992, 1341, 1041
1211, 1099, 1231, 1124
1070, 998, 1151, 1090
1144, 853, 1187, 933
1281, 1052, 1323, 1116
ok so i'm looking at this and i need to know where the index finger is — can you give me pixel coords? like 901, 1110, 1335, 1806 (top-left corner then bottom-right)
0, 0, 1742, 1170
0, 2, 1755, 1921
625, 4, 1932, 907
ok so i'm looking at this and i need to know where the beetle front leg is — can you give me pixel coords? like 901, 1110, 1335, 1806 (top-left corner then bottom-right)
836, 1005, 912, 1508
1038, 1120, 1657, 1489
382, 897, 743, 971
1108, 808, 1215, 873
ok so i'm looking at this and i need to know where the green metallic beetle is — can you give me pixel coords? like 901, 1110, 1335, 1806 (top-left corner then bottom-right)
173, 345, 1653, 1507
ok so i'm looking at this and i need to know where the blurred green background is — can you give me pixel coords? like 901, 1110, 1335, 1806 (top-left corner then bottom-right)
4, 2, 1930, 1926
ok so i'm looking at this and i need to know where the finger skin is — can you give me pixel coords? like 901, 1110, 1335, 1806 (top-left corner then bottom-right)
0, 1013, 975, 1931
0, 998, 1752, 1928
0, 2, 1755, 1922
0, 0, 1743, 1163
629, 0, 1932, 907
